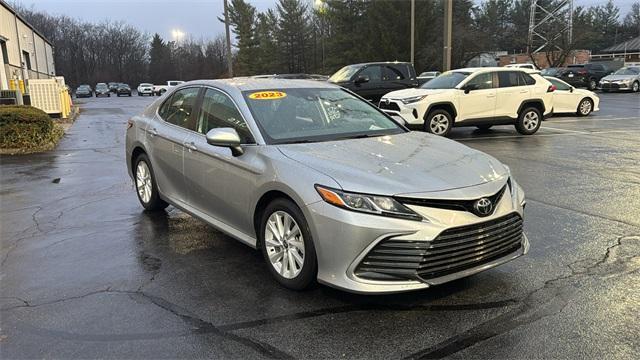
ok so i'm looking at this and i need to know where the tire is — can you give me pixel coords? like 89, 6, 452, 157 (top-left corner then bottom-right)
632, 81, 639, 93
133, 154, 168, 211
476, 125, 493, 131
260, 198, 317, 290
515, 107, 542, 135
424, 109, 453, 136
588, 78, 597, 91
577, 98, 593, 117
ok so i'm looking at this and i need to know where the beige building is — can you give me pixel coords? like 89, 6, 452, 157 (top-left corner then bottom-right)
0, 0, 55, 91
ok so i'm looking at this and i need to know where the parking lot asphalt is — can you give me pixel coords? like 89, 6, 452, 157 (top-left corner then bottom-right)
1, 92, 639, 359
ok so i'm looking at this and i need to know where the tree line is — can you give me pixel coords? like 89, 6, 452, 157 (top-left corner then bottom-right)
13, 0, 640, 88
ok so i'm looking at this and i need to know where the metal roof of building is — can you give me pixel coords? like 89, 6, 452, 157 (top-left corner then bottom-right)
601, 36, 640, 53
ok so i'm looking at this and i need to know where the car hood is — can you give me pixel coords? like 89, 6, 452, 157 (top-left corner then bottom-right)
277, 132, 507, 196
383, 88, 453, 99
601, 74, 637, 81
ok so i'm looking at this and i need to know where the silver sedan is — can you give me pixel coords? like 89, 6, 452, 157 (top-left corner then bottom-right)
125, 79, 529, 293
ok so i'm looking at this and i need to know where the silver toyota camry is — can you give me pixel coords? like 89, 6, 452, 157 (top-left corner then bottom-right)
125, 79, 529, 294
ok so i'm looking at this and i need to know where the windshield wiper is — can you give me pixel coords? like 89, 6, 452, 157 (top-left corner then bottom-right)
275, 139, 315, 145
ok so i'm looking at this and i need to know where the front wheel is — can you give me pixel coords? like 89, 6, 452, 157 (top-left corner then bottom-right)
632, 81, 639, 93
260, 198, 317, 290
134, 154, 168, 211
577, 98, 593, 117
588, 79, 597, 90
424, 109, 453, 136
515, 107, 542, 135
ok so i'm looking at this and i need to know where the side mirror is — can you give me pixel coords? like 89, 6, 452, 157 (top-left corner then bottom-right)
206, 128, 244, 156
354, 75, 370, 84
463, 83, 479, 94
570, 86, 574, 93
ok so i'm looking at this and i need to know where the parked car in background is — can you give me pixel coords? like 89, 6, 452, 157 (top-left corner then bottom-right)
559, 63, 611, 90
505, 64, 537, 70
108, 82, 119, 93
540, 67, 565, 77
328, 62, 418, 103
95, 83, 111, 97
153, 80, 184, 96
545, 77, 599, 116
379, 67, 554, 136
125, 79, 528, 293
252, 74, 329, 81
137, 83, 154, 96
75, 85, 93, 98
417, 71, 441, 86
598, 67, 640, 93
117, 84, 132, 97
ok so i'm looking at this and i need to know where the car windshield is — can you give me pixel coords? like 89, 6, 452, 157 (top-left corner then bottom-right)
420, 72, 438, 77
421, 71, 470, 89
329, 65, 361, 82
140, 83, 153, 87
243, 88, 405, 144
96, 84, 107, 88
613, 67, 639, 75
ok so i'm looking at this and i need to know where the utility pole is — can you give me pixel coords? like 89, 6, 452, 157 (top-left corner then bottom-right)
410, 0, 415, 65
443, 0, 452, 71
223, 0, 234, 78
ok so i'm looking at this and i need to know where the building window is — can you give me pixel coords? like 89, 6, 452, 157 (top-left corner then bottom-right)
22, 51, 31, 70
0, 40, 8, 64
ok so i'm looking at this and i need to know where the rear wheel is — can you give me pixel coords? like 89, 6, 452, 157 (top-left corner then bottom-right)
133, 154, 168, 211
588, 78, 597, 91
260, 198, 317, 290
515, 107, 542, 135
424, 109, 453, 136
577, 98, 593, 117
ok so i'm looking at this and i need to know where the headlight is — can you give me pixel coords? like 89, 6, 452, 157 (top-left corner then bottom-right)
315, 185, 423, 221
401, 95, 427, 105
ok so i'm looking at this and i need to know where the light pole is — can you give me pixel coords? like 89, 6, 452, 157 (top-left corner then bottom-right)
411, 0, 415, 65
443, 0, 452, 71
223, 0, 234, 77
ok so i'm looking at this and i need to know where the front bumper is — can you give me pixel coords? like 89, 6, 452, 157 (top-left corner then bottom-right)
598, 82, 633, 91
378, 99, 427, 125
305, 180, 528, 294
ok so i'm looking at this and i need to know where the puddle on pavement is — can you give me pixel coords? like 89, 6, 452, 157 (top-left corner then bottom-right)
166, 211, 226, 255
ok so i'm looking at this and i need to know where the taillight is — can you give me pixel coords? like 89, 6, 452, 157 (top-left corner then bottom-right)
578, 70, 587, 75
547, 85, 557, 92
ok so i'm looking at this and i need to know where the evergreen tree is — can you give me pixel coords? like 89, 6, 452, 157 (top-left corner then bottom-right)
227, 0, 259, 75
276, 0, 312, 73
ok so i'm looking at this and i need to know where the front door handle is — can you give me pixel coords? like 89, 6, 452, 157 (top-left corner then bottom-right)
486, 94, 496, 98
148, 128, 158, 137
184, 142, 198, 152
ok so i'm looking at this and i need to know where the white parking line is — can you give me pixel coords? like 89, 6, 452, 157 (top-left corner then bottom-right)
540, 126, 589, 134
456, 128, 640, 141
546, 117, 640, 123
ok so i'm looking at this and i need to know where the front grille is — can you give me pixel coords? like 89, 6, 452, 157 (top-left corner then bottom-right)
354, 213, 523, 281
601, 83, 619, 89
396, 184, 507, 217
378, 101, 401, 112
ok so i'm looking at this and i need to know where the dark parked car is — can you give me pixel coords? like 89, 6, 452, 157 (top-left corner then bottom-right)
108, 82, 119, 93
117, 84, 132, 97
95, 83, 111, 97
559, 63, 611, 90
417, 71, 441, 86
75, 85, 92, 98
328, 62, 419, 103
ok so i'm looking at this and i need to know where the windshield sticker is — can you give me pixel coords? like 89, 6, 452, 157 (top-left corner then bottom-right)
248, 91, 287, 100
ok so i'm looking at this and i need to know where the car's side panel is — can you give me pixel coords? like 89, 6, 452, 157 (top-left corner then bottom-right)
457, 88, 496, 122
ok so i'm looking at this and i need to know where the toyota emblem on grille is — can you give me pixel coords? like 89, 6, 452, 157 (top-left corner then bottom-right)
384, 98, 390, 105
474, 198, 492, 216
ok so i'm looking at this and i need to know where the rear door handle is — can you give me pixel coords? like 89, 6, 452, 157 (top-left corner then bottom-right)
184, 142, 198, 152
148, 128, 158, 137
486, 94, 496, 98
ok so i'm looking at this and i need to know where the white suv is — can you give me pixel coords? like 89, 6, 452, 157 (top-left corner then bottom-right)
379, 67, 554, 136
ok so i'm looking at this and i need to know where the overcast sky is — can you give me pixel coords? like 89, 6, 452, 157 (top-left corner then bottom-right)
14, 0, 637, 41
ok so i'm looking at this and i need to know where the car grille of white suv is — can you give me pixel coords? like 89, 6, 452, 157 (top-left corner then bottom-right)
354, 213, 523, 281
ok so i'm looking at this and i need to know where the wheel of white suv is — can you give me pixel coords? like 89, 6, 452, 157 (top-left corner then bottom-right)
134, 154, 168, 211
577, 98, 593, 117
632, 81, 640, 93
424, 110, 453, 136
260, 198, 317, 290
515, 107, 542, 135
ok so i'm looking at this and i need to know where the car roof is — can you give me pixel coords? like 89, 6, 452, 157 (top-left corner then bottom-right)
451, 67, 537, 73
186, 78, 339, 92
342, 61, 412, 67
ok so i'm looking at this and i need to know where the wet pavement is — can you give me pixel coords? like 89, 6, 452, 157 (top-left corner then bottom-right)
1, 92, 639, 359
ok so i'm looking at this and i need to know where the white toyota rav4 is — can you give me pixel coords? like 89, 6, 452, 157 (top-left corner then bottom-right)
379, 67, 555, 136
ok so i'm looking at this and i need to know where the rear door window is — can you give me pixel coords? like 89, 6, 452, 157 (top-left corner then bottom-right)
159, 87, 200, 131
383, 65, 406, 81
498, 71, 523, 87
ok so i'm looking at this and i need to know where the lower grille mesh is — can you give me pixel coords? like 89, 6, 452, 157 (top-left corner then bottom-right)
354, 213, 523, 281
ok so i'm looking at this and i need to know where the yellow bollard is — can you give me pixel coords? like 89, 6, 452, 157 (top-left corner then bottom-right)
9, 79, 16, 90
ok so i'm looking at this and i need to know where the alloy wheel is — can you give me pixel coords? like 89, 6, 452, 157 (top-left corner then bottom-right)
136, 161, 152, 204
522, 111, 539, 131
579, 99, 592, 115
429, 114, 449, 135
633, 82, 639, 92
265, 211, 305, 279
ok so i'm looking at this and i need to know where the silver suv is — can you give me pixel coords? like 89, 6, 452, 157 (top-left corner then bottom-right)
126, 79, 528, 293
